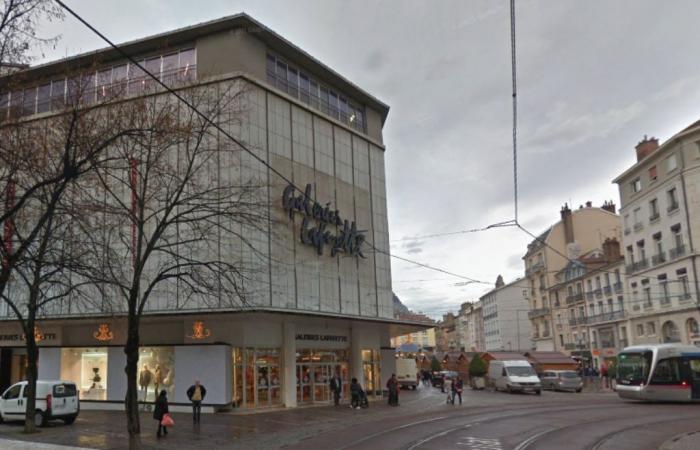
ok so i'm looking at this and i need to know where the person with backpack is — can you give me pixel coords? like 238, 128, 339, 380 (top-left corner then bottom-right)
154, 390, 170, 438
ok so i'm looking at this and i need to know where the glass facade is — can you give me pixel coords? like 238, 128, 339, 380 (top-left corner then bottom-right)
232, 348, 281, 408
60, 348, 108, 400
137, 346, 175, 403
296, 349, 349, 404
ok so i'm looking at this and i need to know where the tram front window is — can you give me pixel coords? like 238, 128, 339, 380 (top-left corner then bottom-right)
618, 351, 652, 386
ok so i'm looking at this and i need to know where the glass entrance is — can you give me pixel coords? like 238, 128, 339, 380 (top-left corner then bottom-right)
232, 348, 281, 409
296, 349, 348, 404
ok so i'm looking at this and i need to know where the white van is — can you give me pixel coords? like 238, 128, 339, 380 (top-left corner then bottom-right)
0, 380, 79, 427
395, 358, 418, 389
488, 360, 542, 395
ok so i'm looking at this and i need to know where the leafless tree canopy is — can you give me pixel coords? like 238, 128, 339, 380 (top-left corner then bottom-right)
0, 0, 63, 66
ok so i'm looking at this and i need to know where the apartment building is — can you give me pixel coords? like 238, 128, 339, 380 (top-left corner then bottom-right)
524, 202, 622, 351
613, 129, 700, 348
480, 276, 531, 352
549, 238, 629, 368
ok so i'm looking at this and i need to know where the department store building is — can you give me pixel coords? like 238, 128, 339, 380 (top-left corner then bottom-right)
0, 14, 424, 410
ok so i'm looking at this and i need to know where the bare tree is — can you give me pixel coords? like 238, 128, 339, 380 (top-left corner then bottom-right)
72, 81, 269, 447
0, 74, 154, 433
0, 0, 63, 67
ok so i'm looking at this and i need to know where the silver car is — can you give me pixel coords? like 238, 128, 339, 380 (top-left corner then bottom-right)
541, 370, 583, 392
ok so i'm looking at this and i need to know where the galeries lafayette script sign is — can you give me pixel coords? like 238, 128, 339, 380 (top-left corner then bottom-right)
282, 184, 366, 258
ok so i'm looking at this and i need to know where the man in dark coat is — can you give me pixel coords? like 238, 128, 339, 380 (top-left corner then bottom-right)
329, 370, 343, 406
187, 380, 207, 424
153, 390, 169, 437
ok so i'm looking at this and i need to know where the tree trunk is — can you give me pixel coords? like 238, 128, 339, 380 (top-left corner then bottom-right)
23, 325, 38, 433
124, 314, 141, 449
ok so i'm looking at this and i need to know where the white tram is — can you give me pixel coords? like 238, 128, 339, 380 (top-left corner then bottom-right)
617, 344, 700, 402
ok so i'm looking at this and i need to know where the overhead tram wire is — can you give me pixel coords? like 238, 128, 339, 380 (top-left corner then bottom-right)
390, 220, 517, 243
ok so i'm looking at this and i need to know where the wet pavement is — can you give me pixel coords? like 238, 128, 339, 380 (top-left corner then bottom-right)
0, 384, 694, 450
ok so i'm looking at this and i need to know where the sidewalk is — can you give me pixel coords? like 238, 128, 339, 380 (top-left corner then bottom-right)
0, 439, 90, 450
659, 430, 700, 450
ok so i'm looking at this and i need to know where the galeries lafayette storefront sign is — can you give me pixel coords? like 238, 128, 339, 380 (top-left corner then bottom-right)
282, 184, 366, 258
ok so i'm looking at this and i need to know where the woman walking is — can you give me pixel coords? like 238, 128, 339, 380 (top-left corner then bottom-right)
154, 389, 170, 438
387, 374, 399, 406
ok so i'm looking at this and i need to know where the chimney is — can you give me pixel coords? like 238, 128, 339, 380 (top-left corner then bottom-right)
635, 135, 659, 162
601, 200, 616, 214
560, 203, 574, 244
602, 238, 621, 263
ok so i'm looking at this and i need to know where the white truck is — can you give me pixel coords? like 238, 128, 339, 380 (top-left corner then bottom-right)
395, 358, 418, 390
0, 380, 79, 427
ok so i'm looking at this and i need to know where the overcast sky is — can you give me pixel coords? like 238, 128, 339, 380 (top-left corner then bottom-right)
34, 0, 700, 318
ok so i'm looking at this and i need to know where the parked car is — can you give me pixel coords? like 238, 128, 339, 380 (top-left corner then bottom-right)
540, 370, 583, 392
432, 370, 458, 388
488, 360, 541, 395
0, 380, 79, 427
396, 358, 418, 389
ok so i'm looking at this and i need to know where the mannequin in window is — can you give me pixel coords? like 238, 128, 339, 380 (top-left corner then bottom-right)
154, 364, 164, 395
139, 364, 153, 401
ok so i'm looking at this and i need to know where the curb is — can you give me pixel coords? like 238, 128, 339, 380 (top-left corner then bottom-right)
658, 430, 700, 450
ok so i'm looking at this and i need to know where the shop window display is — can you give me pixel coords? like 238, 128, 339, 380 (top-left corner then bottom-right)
60, 348, 108, 400
362, 349, 381, 397
138, 347, 175, 403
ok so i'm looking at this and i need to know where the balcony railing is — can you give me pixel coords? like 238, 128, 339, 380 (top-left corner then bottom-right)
568, 317, 587, 326
626, 259, 649, 274
614, 282, 623, 293
594, 288, 603, 298
652, 252, 666, 266
604, 285, 612, 295
586, 291, 594, 300
528, 307, 551, 319
566, 293, 584, 305
669, 245, 686, 260
564, 343, 577, 350
680, 293, 692, 302
585, 310, 627, 325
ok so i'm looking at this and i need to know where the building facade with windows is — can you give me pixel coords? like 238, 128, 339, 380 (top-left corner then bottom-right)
613, 129, 700, 349
480, 276, 531, 352
0, 14, 425, 411
548, 239, 629, 368
524, 203, 622, 351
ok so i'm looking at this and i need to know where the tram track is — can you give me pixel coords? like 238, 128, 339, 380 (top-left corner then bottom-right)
393, 402, 629, 450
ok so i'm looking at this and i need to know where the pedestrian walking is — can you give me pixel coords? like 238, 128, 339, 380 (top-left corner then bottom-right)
453, 377, 463, 405
387, 373, 399, 406
186, 380, 207, 424
350, 377, 362, 409
600, 363, 609, 389
154, 389, 169, 438
330, 370, 343, 406
444, 376, 453, 403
